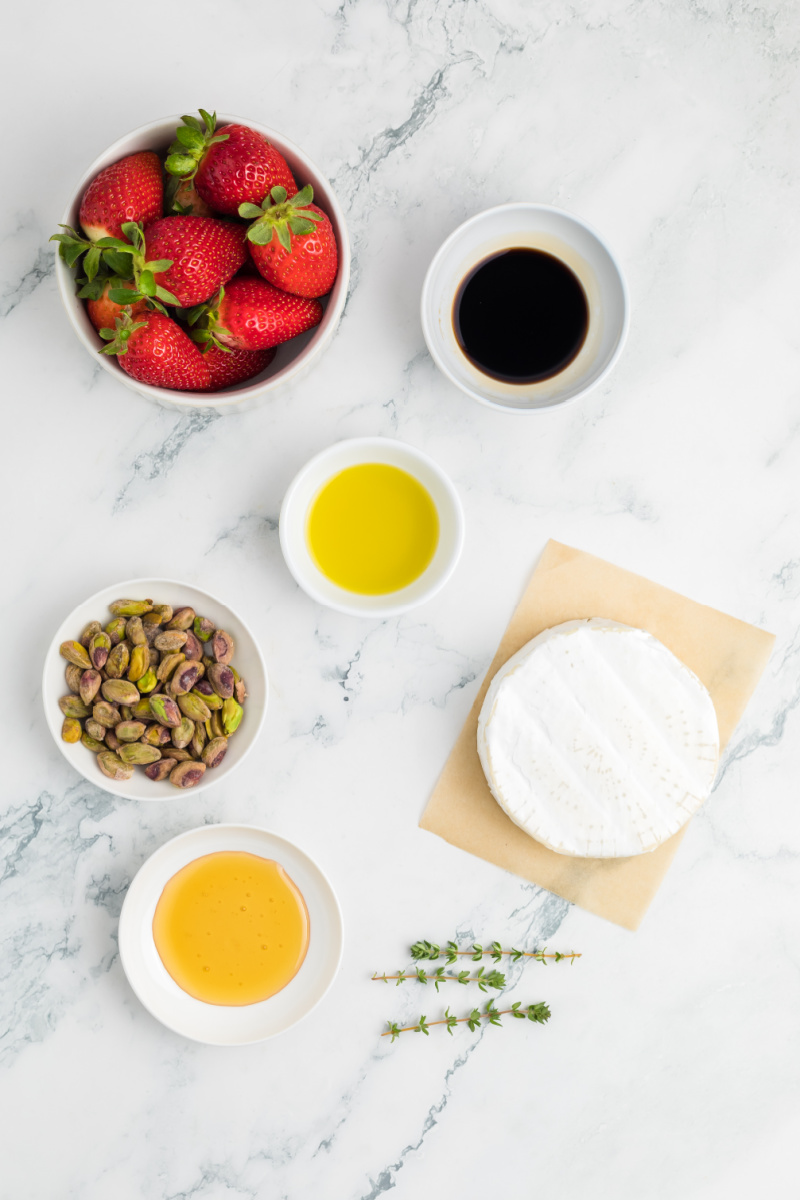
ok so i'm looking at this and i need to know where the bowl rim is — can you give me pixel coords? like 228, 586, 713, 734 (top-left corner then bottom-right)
279, 436, 466, 618
54, 112, 351, 409
118, 822, 344, 1044
42, 575, 268, 801
420, 200, 630, 414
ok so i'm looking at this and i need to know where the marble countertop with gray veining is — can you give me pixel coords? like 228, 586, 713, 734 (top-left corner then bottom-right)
2, 2, 799, 1197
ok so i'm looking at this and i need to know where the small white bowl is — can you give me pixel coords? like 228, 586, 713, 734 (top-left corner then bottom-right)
118, 824, 343, 1044
279, 437, 464, 618
43, 578, 268, 801
421, 202, 629, 413
55, 114, 351, 413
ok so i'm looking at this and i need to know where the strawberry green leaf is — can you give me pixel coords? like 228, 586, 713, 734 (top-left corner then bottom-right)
176, 126, 205, 150
198, 108, 216, 133
138, 270, 156, 297
166, 153, 198, 178
290, 185, 314, 207
183, 303, 208, 326
108, 288, 142, 304
120, 222, 140, 244
96, 237, 134, 251
84, 245, 101, 282
99, 327, 116, 340
277, 224, 292, 252
238, 203, 265, 220
181, 114, 204, 132
145, 259, 174, 273
287, 218, 316, 236
270, 186, 288, 204
61, 241, 88, 268
102, 249, 134, 277
155, 285, 180, 305
208, 134, 230, 146
246, 224, 275, 247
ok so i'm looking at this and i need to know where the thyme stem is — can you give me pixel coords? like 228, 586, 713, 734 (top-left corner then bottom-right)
383, 1000, 551, 1040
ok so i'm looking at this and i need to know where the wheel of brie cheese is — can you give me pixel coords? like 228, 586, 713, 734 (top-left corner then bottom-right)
477, 619, 720, 858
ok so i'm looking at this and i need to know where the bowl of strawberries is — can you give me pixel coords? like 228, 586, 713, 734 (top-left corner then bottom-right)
53, 110, 350, 411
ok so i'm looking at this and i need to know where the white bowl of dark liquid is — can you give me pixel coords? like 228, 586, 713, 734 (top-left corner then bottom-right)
420, 203, 629, 413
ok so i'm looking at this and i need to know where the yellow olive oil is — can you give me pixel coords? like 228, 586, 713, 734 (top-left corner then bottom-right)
306, 463, 439, 595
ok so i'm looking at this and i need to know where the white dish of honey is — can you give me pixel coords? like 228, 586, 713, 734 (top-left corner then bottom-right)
279, 437, 464, 617
118, 825, 343, 1044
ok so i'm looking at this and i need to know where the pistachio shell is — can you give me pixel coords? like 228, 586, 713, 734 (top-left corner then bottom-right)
157, 652, 185, 682
166, 747, 193, 762
166, 606, 195, 631
221, 698, 243, 736
193, 616, 215, 643
202, 736, 228, 768
145, 758, 178, 781
105, 641, 130, 679
60, 641, 92, 670
97, 751, 134, 780
154, 630, 188, 653
182, 631, 203, 661
177, 692, 211, 722
146, 604, 173, 625
126, 615, 147, 646
81, 732, 105, 753
101, 679, 140, 706
105, 617, 128, 644
171, 661, 202, 696
65, 663, 83, 694
61, 717, 82, 743
89, 631, 112, 670
109, 599, 153, 617
115, 720, 147, 742
169, 760, 207, 788
211, 630, 235, 664
148, 647, 160, 667
231, 668, 248, 704
143, 620, 161, 645
85, 719, 106, 741
127, 644, 149, 683
59, 694, 90, 719
172, 717, 195, 749
79, 620, 101, 647
149, 694, 182, 728
207, 663, 234, 700
92, 701, 121, 729
118, 742, 162, 765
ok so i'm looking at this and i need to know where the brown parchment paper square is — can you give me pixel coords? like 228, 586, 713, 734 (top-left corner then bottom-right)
420, 540, 775, 930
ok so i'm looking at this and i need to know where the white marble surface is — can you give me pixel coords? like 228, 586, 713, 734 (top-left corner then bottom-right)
2, 1, 799, 1196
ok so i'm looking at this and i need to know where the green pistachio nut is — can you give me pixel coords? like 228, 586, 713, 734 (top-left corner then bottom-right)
81, 732, 105, 753
193, 616, 215, 642
101, 679, 140, 707
105, 729, 122, 752
221, 698, 243, 736
105, 641, 130, 679
202, 736, 228, 768
89, 631, 112, 670
85, 719, 107, 741
132, 697, 155, 722
190, 721, 206, 758
115, 720, 147, 742
126, 615, 147, 646
146, 604, 173, 625
127, 644, 149, 683
79, 620, 102, 647
60, 640, 92, 670
166, 747, 193, 762
61, 717, 82, 744
171, 661, 202, 696
59, 694, 90, 719
154, 630, 188, 653
142, 723, 172, 746
211, 630, 235, 664
120, 706, 133, 720
192, 680, 223, 710
109, 599, 154, 617
79, 669, 102, 706
169, 760, 207, 789
97, 750, 134, 781
166, 606, 195, 631
207, 663, 234, 700
117, 742, 162, 766
210, 710, 224, 739
105, 617, 128, 644
145, 758, 178, 781
149, 694, 182, 728
92, 701, 121, 728
157, 652, 185, 682
177, 692, 211, 722
137, 668, 158, 694
172, 717, 195, 749
65, 663, 83, 694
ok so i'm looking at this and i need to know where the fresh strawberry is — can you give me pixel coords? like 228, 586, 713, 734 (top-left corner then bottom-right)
144, 216, 247, 306
87, 279, 147, 333
201, 344, 276, 389
242, 186, 338, 298
99, 309, 210, 391
186, 277, 322, 352
166, 175, 214, 217
79, 152, 163, 242
165, 109, 297, 216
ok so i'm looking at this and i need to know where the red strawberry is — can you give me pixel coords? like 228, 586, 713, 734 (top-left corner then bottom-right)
242, 186, 338, 298
188, 277, 322, 351
165, 109, 296, 216
80, 152, 163, 242
86, 280, 147, 333
201, 344, 276, 389
100, 310, 210, 391
143, 216, 247, 306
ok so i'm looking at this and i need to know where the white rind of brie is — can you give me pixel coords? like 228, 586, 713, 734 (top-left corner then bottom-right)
477, 619, 720, 858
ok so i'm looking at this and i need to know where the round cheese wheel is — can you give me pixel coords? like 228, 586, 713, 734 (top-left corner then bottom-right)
477, 619, 720, 858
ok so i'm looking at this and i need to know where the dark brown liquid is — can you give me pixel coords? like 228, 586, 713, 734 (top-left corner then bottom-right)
453, 248, 589, 384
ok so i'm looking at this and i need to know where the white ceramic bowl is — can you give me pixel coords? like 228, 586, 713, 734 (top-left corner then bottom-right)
118, 824, 343, 1044
43, 577, 268, 801
55, 113, 351, 413
279, 437, 464, 618
421, 202, 629, 413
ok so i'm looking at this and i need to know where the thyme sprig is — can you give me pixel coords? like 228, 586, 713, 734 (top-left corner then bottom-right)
372, 966, 506, 992
410, 940, 580, 965
383, 1000, 551, 1040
